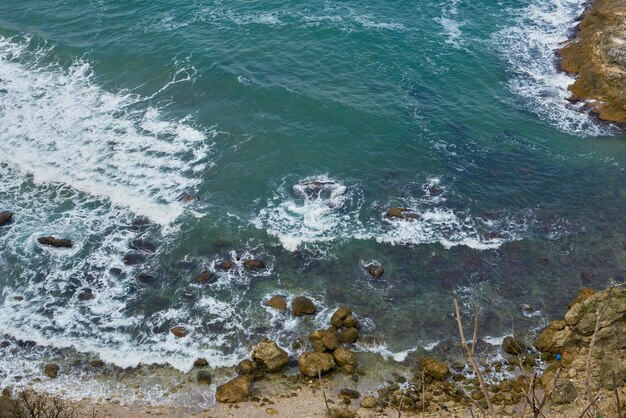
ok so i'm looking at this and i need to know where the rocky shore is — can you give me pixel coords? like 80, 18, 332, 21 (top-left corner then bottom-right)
560, 0, 626, 123
1, 285, 624, 417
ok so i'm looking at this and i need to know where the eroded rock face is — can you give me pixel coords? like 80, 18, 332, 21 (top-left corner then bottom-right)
559, 0, 626, 123
292, 296, 316, 316
0, 211, 13, 226
38, 236, 72, 248
298, 352, 335, 377
252, 339, 289, 373
215, 375, 253, 403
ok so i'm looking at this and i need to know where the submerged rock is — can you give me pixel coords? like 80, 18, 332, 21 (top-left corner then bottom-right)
252, 339, 289, 373
265, 295, 287, 312
298, 351, 335, 377
0, 211, 13, 226
196, 271, 216, 285
215, 260, 235, 271
123, 252, 145, 265
37, 236, 72, 248
44, 363, 60, 379
77, 288, 94, 301
365, 264, 384, 279
130, 239, 157, 253
292, 296, 316, 316
243, 259, 265, 270
384, 207, 419, 220
216, 375, 253, 403
170, 326, 189, 338
197, 370, 212, 385
135, 272, 156, 284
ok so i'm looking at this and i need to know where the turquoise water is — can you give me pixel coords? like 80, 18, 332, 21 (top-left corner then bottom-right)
0, 0, 625, 399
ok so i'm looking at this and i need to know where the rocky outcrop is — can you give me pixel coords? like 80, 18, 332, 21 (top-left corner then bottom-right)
559, 0, 626, 123
37, 237, 72, 248
0, 211, 13, 226
243, 259, 265, 270
252, 339, 289, 373
292, 296, 316, 316
265, 295, 287, 312
215, 375, 253, 403
298, 352, 335, 377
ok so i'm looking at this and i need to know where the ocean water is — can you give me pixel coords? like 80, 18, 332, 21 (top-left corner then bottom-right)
0, 0, 625, 402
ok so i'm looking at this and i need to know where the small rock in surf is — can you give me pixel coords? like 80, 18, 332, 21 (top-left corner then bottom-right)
38, 236, 72, 248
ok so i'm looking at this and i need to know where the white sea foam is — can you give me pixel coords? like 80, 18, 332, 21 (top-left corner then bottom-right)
0, 36, 211, 225
494, 0, 615, 136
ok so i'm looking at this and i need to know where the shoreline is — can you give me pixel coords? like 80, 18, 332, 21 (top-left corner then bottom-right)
559, 0, 626, 124
2, 286, 624, 417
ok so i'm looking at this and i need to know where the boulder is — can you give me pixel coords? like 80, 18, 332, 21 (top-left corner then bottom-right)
170, 326, 189, 338
0, 211, 13, 226
130, 239, 157, 253
552, 380, 577, 404
333, 348, 357, 374
384, 207, 419, 220
360, 396, 378, 408
419, 356, 450, 380
252, 339, 289, 373
338, 327, 359, 344
197, 370, 212, 385
502, 336, 527, 355
292, 296, 316, 316
243, 259, 265, 270
215, 375, 253, 403
77, 288, 94, 301
331, 307, 352, 328
44, 363, 60, 379
215, 260, 235, 270
235, 360, 258, 375
196, 271, 216, 285
298, 352, 335, 377
309, 329, 339, 352
194, 358, 208, 368
265, 295, 287, 312
343, 315, 360, 329
340, 388, 360, 399
365, 264, 384, 279
38, 237, 72, 248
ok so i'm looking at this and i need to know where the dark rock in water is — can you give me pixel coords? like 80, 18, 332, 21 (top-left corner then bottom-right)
365, 264, 384, 279
252, 339, 289, 373
215, 259, 235, 270
340, 388, 360, 399
265, 295, 287, 312
177, 192, 198, 203
384, 207, 419, 220
243, 259, 265, 270
295, 181, 338, 198
502, 336, 527, 355
298, 352, 335, 377
44, 363, 60, 379
38, 236, 72, 248
0, 89, 7, 94
135, 272, 156, 284
196, 271, 216, 285
194, 358, 208, 368
425, 185, 443, 196
216, 375, 253, 403
13, 296, 24, 302
130, 239, 157, 253
292, 296, 316, 316
123, 252, 145, 266
0, 211, 13, 226
309, 329, 339, 352
89, 360, 104, 368
131, 216, 152, 227
197, 370, 212, 385
109, 267, 124, 277
338, 327, 360, 344
170, 326, 189, 338
77, 288, 94, 301
331, 307, 352, 328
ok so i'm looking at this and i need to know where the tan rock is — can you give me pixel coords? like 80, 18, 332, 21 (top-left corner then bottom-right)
309, 329, 338, 352
215, 375, 253, 403
292, 296, 316, 316
419, 356, 450, 380
265, 295, 287, 312
252, 339, 289, 373
333, 348, 357, 374
298, 352, 335, 377
331, 307, 351, 328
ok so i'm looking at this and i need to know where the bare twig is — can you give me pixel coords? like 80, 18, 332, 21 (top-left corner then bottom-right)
614, 372, 623, 418
397, 390, 405, 418
421, 370, 425, 414
319, 370, 331, 418
454, 299, 496, 418
578, 395, 600, 418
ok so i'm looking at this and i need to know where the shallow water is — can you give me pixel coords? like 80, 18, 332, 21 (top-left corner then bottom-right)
0, 0, 625, 401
